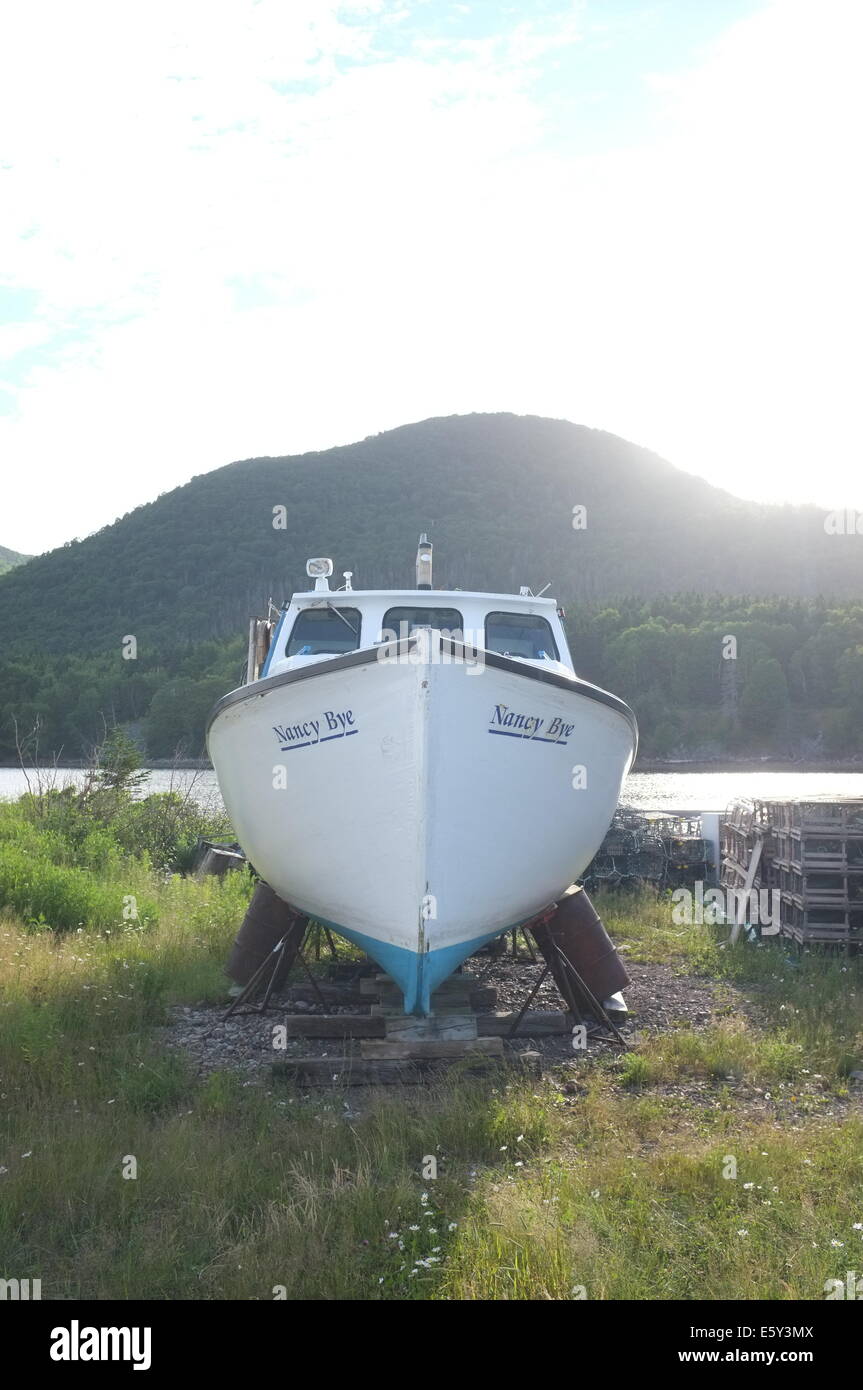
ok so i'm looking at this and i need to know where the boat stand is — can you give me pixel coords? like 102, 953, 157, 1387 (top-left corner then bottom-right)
550, 941, 628, 1048
504, 948, 627, 1048
222, 914, 322, 1019
514, 912, 629, 1049
217, 897, 626, 1084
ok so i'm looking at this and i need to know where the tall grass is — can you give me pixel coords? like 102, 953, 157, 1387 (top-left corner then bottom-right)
0, 857, 547, 1298
441, 1116, 863, 1300
0, 788, 230, 930
1, 801, 862, 1300
593, 886, 863, 1083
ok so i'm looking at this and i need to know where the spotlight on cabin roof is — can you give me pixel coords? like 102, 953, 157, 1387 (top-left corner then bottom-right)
306, 557, 333, 578
306, 557, 333, 592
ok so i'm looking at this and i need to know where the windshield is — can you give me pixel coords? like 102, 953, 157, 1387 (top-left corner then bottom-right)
381, 606, 465, 641
485, 611, 559, 660
286, 606, 362, 656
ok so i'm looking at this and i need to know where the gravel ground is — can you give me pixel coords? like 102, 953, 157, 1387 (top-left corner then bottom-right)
471, 951, 727, 1063
159, 991, 369, 1079
158, 952, 731, 1078
157, 953, 863, 1123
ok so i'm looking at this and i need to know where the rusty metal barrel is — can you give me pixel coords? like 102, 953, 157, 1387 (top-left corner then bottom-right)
226, 880, 306, 988
533, 886, 629, 1003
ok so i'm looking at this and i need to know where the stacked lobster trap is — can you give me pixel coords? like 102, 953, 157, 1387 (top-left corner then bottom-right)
773, 800, 863, 944
582, 808, 712, 893
720, 797, 863, 948
719, 797, 779, 898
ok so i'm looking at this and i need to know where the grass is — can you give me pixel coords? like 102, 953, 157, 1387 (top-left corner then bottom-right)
441, 1119, 863, 1299
591, 885, 863, 1083
1, 799, 862, 1300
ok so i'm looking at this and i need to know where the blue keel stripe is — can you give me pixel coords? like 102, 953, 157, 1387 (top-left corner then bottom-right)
305, 914, 532, 1015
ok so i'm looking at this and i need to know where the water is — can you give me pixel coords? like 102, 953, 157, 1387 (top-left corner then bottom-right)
2, 765, 863, 813
0, 766, 223, 807
623, 769, 863, 811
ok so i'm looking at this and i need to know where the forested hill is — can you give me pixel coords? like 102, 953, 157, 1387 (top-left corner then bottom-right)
0, 545, 30, 576
0, 413, 861, 660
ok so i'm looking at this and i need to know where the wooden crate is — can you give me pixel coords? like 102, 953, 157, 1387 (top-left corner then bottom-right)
780, 897, 863, 944
721, 798, 863, 948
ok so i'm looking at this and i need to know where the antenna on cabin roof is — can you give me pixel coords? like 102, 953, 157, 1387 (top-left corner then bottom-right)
416, 534, 432, 590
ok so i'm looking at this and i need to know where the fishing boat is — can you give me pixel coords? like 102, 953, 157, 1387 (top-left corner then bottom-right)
207, 538, 637, 1014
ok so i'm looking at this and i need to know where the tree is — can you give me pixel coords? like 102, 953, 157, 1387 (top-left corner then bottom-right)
740, 658, 790, 738
91, 727, 149, 796
144, 677, 225, 758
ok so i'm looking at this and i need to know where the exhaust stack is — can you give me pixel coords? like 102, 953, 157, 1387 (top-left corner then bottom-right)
416, 533, 432, 589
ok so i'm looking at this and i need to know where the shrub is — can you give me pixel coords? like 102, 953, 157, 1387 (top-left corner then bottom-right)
0, 844, 159, 931
112, 792, 231, 872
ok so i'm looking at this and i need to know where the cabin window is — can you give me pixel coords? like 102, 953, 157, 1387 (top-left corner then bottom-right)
286, 606, 362, 656
381, 606, 464, 642
485, 611, 559, 660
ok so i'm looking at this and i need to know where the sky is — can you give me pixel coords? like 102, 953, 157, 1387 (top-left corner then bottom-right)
1, 0, 862, 555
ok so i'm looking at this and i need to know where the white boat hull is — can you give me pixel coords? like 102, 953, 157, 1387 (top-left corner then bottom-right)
207, 637, 636, 1013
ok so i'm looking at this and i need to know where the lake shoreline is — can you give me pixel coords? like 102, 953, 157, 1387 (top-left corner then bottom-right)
3, 763, 863, 813
3, 757, 862, 774
0, 758, 213, 770
633, 758, 863, 773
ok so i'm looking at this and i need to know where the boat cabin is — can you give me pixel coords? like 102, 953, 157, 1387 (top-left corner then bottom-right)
253, 547, 574, 683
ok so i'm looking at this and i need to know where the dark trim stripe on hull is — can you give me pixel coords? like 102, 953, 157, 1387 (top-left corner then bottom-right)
205, 635, 638, 750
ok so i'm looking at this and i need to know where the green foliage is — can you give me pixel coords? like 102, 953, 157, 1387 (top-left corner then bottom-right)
0, 803, 160, 930
3, 594, 863, 759
0, 784, 231, 930
1, 418, 863, 759
0, 543, 30, 575
581, 596, 863, 755
2, 415, 862, 668
92, 726, 149, 795
0, 638, 244, 760
112, 791, 232, 872
0, 844, 156, 931
0, 857, 861, 1300
144, 675, 228, 758
739, 656, 790, 735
